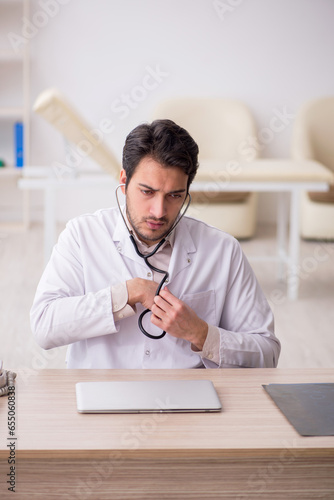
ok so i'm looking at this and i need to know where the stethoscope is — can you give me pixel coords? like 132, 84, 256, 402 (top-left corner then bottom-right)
115, 184, 192, 340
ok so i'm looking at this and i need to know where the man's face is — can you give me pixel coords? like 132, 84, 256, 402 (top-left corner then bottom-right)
120, 157, 188, 246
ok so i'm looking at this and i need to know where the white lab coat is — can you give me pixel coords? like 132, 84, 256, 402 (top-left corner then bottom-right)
30, 207, 280, 369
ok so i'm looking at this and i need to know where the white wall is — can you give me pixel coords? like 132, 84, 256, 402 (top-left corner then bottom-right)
17, 0, 334, 222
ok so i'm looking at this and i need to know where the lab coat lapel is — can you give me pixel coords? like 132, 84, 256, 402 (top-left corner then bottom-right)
113, 212, 197, 279
113, 212, 146, 267
168, 218, 196, 283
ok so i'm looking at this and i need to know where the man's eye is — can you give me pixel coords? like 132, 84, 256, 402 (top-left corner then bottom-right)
142, 190, 153, 196
169, 193, 182, 199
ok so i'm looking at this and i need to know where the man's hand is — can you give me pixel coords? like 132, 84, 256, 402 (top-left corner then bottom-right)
126, 278, 158, 310
151, 287, 208, 350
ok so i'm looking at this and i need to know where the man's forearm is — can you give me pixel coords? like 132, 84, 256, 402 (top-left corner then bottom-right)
30, 287, 116, 349
189, 319, 208, 351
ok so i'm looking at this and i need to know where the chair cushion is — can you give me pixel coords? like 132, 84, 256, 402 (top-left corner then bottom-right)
190, 191, 250, 203
308, 184, 334, 203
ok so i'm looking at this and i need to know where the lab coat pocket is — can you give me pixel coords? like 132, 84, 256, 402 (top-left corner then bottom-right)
181, 290, 216, 325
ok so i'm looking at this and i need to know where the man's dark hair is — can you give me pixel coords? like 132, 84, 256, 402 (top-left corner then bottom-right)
122, 119, 199, 190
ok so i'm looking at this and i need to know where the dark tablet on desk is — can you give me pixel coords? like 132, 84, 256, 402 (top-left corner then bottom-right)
263, 383, 334, 436
76, 379, 222, 414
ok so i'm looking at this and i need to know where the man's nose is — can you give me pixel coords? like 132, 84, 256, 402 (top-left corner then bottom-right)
150, 195, 167, 219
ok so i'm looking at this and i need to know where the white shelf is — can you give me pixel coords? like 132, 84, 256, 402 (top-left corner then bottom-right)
0, 166, 23, 177
0, 50, 24, 61
0, 0, 30, 231
0, 107, 24, 119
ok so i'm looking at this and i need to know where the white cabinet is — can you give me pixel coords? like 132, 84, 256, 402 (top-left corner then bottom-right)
0, 0, 30, 167
0, 0, 30, 229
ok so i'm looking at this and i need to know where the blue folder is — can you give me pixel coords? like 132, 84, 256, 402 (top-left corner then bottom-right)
14, 122, 24, 167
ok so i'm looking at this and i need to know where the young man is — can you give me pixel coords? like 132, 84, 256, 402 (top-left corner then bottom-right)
31, 119, 280, 369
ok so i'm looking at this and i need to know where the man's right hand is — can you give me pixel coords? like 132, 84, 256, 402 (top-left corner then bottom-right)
126, 278, 159, 310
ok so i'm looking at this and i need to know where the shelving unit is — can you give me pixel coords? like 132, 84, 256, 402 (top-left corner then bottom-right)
0, 0, 30, 230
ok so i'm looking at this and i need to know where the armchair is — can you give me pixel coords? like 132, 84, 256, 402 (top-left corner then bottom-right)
291, 96, 334, 239
150, 98, 258, 238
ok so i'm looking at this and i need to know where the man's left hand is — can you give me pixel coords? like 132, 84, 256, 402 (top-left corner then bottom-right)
151, 287, 208, 350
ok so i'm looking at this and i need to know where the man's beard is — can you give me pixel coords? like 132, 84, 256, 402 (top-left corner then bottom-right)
126, 206, 178, 245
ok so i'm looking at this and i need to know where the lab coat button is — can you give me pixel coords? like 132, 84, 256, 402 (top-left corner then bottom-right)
187, 258, 191, 263
147, 272, 152, 278
145, 350, 150, 356
207, 353, 213, 360
165, 278, 169, 283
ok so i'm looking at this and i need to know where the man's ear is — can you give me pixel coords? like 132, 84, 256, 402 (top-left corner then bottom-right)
120, 169, 127, 194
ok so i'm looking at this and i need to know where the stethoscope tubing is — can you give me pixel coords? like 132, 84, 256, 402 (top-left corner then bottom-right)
115, 184, 191, 340
130, 234, 169, 339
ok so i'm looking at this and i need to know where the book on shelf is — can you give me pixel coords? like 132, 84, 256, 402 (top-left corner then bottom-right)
14, 122, 24, 168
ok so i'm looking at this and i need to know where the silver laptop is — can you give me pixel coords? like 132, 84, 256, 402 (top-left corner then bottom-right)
76, 379, 222, 413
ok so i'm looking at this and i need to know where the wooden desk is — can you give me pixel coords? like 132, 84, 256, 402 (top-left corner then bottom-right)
1, 368, 333, 499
